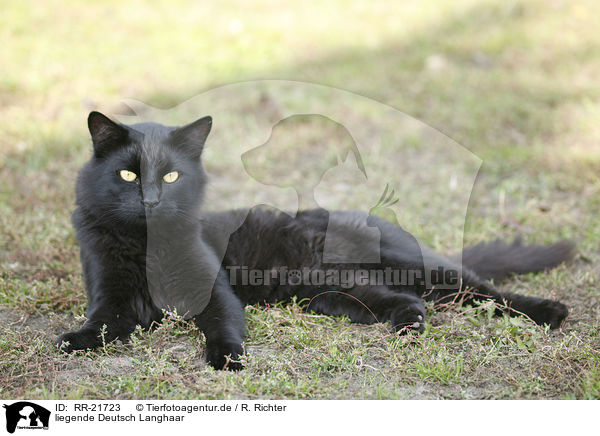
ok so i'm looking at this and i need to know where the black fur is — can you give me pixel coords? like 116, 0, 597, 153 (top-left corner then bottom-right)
56, 112, 575, 370
458, 238, 576, 282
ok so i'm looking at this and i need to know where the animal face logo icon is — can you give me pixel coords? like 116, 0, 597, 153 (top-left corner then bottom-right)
3, 402, 50, 433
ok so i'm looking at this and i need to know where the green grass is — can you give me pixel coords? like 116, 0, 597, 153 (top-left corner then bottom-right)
1, 0, 599, 399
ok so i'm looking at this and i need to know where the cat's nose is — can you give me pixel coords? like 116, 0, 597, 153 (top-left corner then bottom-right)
142, 199, 160, 209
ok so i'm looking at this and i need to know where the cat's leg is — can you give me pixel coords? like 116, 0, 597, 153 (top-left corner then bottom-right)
55, 295, 140, 352
427, 266, 568, 329
56, 242, 150, 352
193, 272, 246, 371
371, 215, 568, 328
306, 285, 427, 333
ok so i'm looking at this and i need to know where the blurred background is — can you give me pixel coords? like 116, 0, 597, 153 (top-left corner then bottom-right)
0, 0, 599, 399
2, 0, 599, 239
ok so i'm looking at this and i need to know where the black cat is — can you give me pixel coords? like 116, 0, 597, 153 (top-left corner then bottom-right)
56, 112, 575, 370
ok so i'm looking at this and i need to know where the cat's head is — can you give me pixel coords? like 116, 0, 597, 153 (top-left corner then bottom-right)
76, 111, 211, 226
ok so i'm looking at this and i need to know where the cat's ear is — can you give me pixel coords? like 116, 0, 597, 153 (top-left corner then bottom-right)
88, 111, 129, 157
170, 116, 212, 159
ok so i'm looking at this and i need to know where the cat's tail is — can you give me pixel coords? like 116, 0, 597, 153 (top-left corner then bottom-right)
458, 238, 576, 282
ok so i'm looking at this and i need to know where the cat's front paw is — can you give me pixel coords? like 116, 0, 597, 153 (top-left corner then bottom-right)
55, 330, 100, 352
527, 299, 568, 329
205, 340, 244, 371
391, 304, 426, 334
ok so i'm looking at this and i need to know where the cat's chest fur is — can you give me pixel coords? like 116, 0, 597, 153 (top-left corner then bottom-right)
74, 209, 161, 327
75, 207, 226, 324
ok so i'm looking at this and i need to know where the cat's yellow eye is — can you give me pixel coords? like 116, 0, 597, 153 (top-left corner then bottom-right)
119, 170, 137, 182
163, 171, 179, 183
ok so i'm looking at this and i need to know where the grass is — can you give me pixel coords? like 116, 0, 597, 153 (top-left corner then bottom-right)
1, 0, 599, 399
